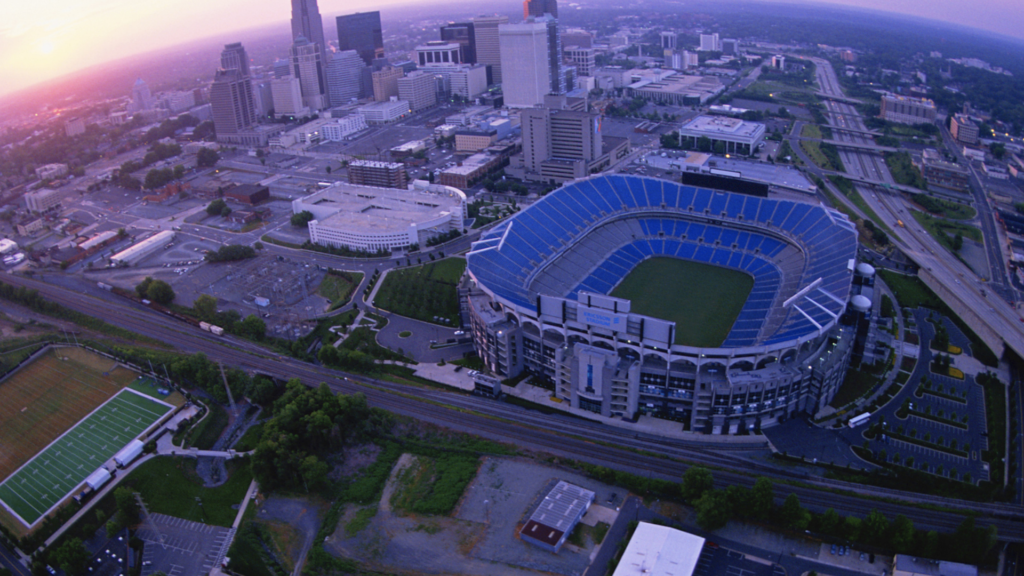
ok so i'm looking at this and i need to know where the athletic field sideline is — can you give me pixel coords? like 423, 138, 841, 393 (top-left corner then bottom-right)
0, 389, 173, 527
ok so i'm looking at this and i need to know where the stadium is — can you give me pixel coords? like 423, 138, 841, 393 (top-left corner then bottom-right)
465, 174, 861, 434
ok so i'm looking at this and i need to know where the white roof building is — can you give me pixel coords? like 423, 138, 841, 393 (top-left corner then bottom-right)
613, 522, 706, 576
85, 468, 112, 491
110, 230, 175, 266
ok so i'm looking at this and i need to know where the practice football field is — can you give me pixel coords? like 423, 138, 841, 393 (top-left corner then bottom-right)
610, 257, 754, 347
0, 389, 173, 527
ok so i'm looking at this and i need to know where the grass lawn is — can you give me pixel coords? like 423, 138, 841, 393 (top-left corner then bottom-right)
317, 271, 363, 311
801, 124, 823, 139
374, 258, 467, 326
610, 258, 753, 347
121, 456, 252, 527
233, 422, 264, 452
913, 196, 976, 220
910, 210, 983, 254
799, 140, 841, 171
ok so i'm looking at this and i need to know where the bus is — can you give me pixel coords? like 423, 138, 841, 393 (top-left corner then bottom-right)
848, 412, 871, 428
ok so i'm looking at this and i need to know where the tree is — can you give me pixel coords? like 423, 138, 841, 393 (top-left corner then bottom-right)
136, 276, 154, 299
862, 509, 889, 546
220, 205, 232, 217
206, 198, 227, 216
888, 514, 915, 553
713, 140, 727, 154
818, 508, 841, 536
299, 454, 329, 492
254, 241, 264, 250
173, 164, 186, 180
697, 135, 713, 152
238, 314, 266, 340
843, 516, 862, 541
778, 493, 809, 530
49, 538, 89, 575
952, 232, 964, 251
197, 147, 220, 167
681, 466, 714, 503
114, 487, 140, 527
146, 279, 175, 305
193, 294, 218, 320
749, 477, 774, 521
695, 489, 732, 531
291, 210, 314, 227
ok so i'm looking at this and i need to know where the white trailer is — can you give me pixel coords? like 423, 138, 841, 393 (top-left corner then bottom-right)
113, 439, 145, 467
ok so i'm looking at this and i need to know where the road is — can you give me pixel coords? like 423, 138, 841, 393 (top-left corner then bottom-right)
3, 273, 1024, 543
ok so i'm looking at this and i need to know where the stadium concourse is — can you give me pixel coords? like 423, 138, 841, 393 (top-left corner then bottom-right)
465, 174, 860, 435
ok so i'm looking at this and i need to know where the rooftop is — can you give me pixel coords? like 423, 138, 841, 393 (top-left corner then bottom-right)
522, 480, 595, 547
681, 115, 763, 137
894, 556, 977, 576
298, 182, 464, 234
613, 522, 706, 576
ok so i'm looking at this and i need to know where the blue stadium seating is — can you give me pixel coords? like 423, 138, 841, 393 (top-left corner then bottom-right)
466, 175, 857, 347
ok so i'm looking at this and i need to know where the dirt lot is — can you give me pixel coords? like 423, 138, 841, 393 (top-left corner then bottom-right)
324, 455, 620, 576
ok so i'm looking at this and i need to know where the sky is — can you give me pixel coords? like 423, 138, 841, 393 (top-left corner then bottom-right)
1, 0, 1022, 99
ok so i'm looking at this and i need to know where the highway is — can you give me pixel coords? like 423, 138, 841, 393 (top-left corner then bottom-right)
805, 57, 1024, 359
3, 272, 1024, 541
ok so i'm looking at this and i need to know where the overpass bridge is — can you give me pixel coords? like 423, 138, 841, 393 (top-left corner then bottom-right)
827, 125, 880, 137
822, 139, 898, 153
815, 92, 864, 105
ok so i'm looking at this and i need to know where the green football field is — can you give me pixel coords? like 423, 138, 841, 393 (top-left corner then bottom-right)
610, 257, 754, 347
0, 389, 173, 526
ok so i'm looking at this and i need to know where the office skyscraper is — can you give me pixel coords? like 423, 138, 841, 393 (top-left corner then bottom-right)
210, 69, 257, 139
440, 22, 476, 64
327, 50, 366, 105
291, 0, 330, 106
337, 12, 385, 66
472, 15, 509, 85
499, 16, 562, 108
220, 43, 251, 77
524, 0, 558, 18
291, 35, 328, 111
130, 78, 153, 112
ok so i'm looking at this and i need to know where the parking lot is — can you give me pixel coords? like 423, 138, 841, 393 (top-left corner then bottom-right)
138, 513, 234, 576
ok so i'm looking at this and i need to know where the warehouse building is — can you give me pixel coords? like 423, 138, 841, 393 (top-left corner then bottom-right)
110, 231, 175, 266
613, 523, 705, 576
519, 481, 594, 553
678, 115, 765, 156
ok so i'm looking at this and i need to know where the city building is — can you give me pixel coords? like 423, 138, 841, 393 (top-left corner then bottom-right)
880, 93, 937, 125
438, 153, 504, 188
613, 523, 705, 576
291, 0, 331, 107
321, 115, 368, 141
678, 115, 765, 155
699, 33, 720, 51
160, 91, 197, 113
499, 16, 563, 108
892, 556, 977, 576
220, 42, 251, 77
398, 71, 438, 112
417, 41, 464, 66
211, 69, 258, 141
271, 76, 310, 117
839, 49, 857, 62
110, 231, 175, 267
564, 47, 596, 77
660, 32, 677, 51
524, 0, 558, 18
951, 113, 980, 145
327, 50, 365, 105
441, 22, 477, 63
130, 78, 153, 112
472, 15, 509, 84
293, 181, 466, 251
916, 149, 970, 191
273, 58, 291, 79
225, 184, 269, 205
445, 65, 489, 100
465, 175, 858, 433
721, 38, 738, 55
519, 481, 593, 553
251, 80, 275, 117
771, 54, 786, 70
64, 117, 85, 137
25, 188, 63, 213
372, 66, 404, 102
515, 107, 617, 182
0, 239, 17, 256
347, 160, 408, 188
455, 129, 498, 152
627, 73, 724, 106
337, 11, 385, 66
35, 163, 68, 181
290, 35, 328, 111
561, 28, 592, 49
356, 99, 410, 124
